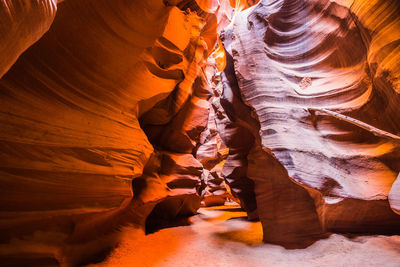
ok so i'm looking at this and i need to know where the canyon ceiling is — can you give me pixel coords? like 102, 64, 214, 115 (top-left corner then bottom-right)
0, 0, 399, 265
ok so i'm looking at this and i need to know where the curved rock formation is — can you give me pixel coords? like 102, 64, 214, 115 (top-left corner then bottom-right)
0, 0, 399, 264
0, 0, 224, 265
0, 0, 57, 78
216, 0, 400, 246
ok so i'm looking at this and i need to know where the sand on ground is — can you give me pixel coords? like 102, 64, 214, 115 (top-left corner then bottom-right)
89, 204, 400, 267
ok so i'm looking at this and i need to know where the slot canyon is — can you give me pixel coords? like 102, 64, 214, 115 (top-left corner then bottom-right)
1, 0, 400, 266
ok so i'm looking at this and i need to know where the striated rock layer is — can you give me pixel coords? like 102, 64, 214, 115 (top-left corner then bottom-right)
0, 0, 399, 264
215, 0, 400, 247
0, 0, 229, 265
0, 0, 57, 77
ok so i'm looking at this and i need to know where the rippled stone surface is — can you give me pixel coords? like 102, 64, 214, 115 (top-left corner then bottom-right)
216, 0, 400, 246
0, 0, 224, 264
0, 0, 399, 264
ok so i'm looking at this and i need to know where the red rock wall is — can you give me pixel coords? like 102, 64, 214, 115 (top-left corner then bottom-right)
0, 0, 57, 77
0, 0, 399, 264
0, 0, 225, 264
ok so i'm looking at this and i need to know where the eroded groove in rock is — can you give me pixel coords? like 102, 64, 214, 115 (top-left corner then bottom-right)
212, 30, 260, 218
222, 0, 400, 244
0, 0, 57, 78
0, 0, 224, 264
0, 0, 400, 263
247, 144, 324, 247
196, 104, 231, 207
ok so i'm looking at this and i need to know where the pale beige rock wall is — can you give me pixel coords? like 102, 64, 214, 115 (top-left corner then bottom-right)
215, 0, 400, 246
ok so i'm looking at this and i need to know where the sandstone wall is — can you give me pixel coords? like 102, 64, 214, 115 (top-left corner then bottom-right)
214, 0, 400, 247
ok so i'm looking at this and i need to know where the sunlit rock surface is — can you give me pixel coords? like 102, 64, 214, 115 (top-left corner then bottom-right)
216, 0, 400, 246
197, 104, 230, 206
0, 0, 399, 264
0, 0, 224, 265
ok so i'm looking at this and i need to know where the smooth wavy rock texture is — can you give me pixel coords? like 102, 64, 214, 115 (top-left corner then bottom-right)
0, 0, 225, 265
0, 0, 399, 264
0, 0, 57, 78
217, 0, 400, 246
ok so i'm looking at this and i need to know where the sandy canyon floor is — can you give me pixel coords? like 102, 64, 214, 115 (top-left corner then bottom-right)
89, 204, 400, 267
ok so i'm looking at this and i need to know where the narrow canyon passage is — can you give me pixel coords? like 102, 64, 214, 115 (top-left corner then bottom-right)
90, 204, 400, 267
1, 0, 400, 266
